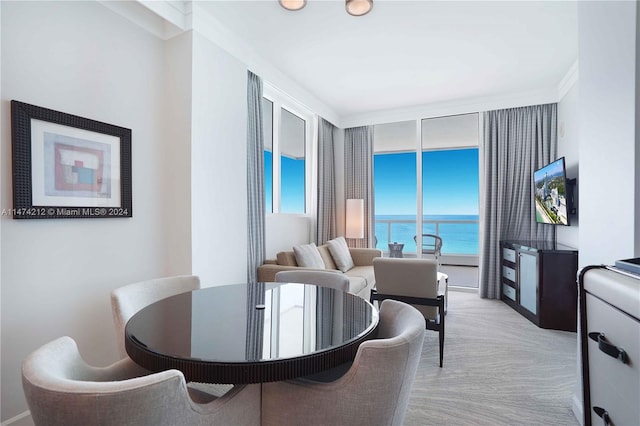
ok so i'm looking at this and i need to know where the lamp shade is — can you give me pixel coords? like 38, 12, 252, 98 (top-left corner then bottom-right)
345, 199, 365, 239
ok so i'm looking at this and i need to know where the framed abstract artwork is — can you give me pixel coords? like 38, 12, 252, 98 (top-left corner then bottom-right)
10, 100, 132, 219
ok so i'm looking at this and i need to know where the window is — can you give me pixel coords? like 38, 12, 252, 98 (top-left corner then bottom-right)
374, 151, 417, 251
421, 148, 479, 255
263, 98, 274, 213
421, 114, 479, 256
262, 85, 313, 214
373, 114, 479, 258
280, 109, 306, 213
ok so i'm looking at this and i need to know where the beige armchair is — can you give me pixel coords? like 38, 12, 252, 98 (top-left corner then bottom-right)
372, 257, 446, 367
111, 275, 201, 359
22, 336, 260, 426
261, 300, 425, 426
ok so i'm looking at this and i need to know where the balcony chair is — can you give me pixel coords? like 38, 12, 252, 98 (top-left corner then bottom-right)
275, 270, 349, 292
371, 257, 445, 367
22, 336, 260, 426
261, 299, 425, 426
414, 233, 443, 268
414, 234, 448, 311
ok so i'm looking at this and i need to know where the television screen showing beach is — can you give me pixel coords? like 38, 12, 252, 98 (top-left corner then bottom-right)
534, 159, 568, 226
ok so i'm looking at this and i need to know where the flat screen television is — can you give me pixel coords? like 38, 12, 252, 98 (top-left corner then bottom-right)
533, 157, 570, 226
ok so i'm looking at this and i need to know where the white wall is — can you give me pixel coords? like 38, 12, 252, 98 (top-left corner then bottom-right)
191, 31, 249, 286
572, 3, 638, 423
556, 81, 580, 249
0, 1, 190, 420
578, 1, 638, 268
265, 215, 311, 258
162, 32, 193, 277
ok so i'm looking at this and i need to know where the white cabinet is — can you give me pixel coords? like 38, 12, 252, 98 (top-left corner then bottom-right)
580, 266, 640, 426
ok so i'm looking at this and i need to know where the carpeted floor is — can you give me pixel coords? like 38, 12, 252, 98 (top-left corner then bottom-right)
405, 290, 579, 426
12, 290, 578, 426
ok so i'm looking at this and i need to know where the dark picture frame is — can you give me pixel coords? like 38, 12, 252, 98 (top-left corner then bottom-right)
11, 100, 132, 219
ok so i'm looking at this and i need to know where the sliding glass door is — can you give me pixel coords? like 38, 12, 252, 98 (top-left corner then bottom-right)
373, 113, 479, 266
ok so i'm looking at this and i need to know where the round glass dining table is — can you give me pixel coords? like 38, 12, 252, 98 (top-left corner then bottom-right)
125, 282, 379, 384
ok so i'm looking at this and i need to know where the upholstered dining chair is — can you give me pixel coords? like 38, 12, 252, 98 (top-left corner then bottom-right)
261, 299, 425, 426
372, 257, 445, 367
275, 270, 350, 292
111, 275, 200, 359
22, 336, 260, 426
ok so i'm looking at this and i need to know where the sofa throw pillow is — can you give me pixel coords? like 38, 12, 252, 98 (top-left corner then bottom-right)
327, 237, 355, 272
293, 243, 326, 269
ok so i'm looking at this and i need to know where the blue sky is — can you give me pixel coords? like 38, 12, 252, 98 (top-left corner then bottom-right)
267, 148, 479, 216
534, 157, 565, 184
374, 148, 479, 216
264, 152, 305, 213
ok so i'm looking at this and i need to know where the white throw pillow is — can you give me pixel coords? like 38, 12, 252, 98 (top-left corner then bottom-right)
327, 237, 355, 272
293, 243, 326, 269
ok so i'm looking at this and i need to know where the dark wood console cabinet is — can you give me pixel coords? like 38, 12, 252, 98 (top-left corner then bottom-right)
500, 240, 578, 332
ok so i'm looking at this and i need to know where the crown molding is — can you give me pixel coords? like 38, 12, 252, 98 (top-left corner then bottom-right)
97, 1, 578, 130
190, 2, 341, 127
341, 60, 579, 129
98, 0, 188, 40
558, 60, 579, 100
340, 87, 560, 129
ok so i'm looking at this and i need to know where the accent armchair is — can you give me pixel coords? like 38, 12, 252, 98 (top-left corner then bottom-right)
22, 336, 260, 426
111, 275, 201, 359
261, 299, 425, 426
372, 257, 445, 367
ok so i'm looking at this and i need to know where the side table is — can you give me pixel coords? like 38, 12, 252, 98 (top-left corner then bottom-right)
388, 243, 404, 258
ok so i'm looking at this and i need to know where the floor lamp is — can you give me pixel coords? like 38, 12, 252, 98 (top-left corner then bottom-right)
345, 199, 364, 246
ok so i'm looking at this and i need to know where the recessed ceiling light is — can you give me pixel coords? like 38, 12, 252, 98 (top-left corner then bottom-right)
346, 0, 373, 16
279, 0, 307, 12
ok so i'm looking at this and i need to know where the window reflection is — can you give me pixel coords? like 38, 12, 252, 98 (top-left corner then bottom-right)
263, 284, 316, 358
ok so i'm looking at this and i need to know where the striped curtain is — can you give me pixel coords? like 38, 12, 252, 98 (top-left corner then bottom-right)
246, 70, 265, 283
246, 71, 265, 359
317, 118, 337, 245
479, 103, 557, 299
345, 126, 374, 248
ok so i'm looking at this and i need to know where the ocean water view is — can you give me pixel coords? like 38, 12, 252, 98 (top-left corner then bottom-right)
375, 214, 479, 255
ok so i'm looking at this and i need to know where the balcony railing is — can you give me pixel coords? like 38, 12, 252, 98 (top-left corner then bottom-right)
374, 217, 479, 256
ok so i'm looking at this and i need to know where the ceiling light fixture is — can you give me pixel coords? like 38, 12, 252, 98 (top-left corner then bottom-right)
345, 0, 373, 16
279, 0, 307, 11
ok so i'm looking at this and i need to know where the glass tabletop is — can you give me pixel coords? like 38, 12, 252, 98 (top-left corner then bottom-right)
125, 282, 378, 383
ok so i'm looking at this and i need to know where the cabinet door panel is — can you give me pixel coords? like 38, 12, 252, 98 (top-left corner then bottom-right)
586, 293, 640, 426
519, 252, 537, 314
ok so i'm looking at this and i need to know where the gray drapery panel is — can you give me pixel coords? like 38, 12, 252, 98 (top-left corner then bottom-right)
246, 71, 265, 359
479, 103, 557, 299
345, 126, 374, 248
317, 118, 337, 245
246, 71, 265, 284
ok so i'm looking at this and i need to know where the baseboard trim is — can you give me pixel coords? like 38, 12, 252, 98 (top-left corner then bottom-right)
1, 410, 30, 426
449, 286, 479, 293
571, 394, 583, 426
